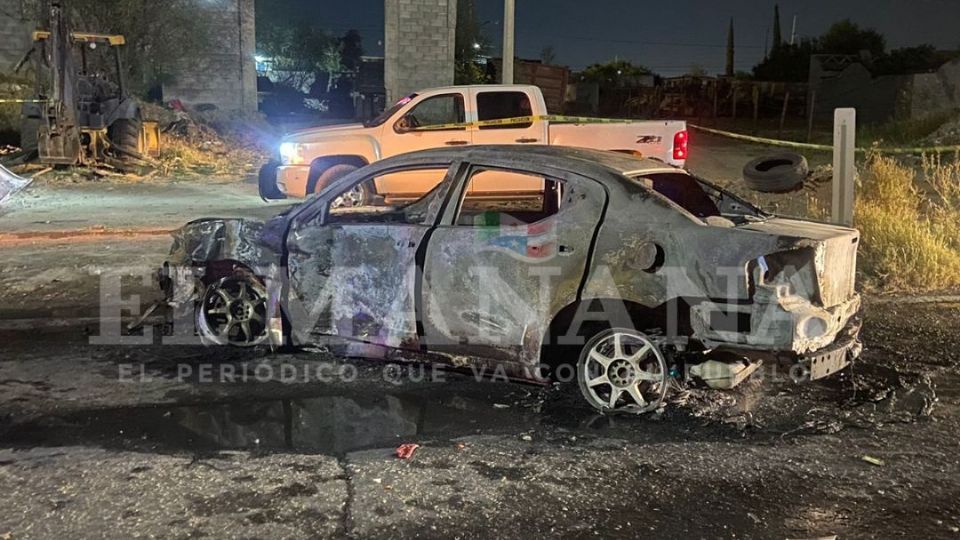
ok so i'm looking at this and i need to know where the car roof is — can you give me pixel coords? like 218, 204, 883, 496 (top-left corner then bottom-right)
414, 84, 540, 94
376, 145, 680, 179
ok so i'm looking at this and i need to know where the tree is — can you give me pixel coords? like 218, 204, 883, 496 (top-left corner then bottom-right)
540, 45, 557, 65
819, 19, 885, 58
725, 18, 735, 77
873, 45, 959, 75
340, 30, 364, 72
66, 0, 211, 95
257, 19, 342, 92
752, 38, 819, 81
454, 0, 491, 84
581, 60, 651, 85
687, 64, 707, 77
772, 5, 782, 52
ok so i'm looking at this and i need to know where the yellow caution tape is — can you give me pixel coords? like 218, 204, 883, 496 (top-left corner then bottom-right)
0, 98, 45, 104
411, 114, 640, 131
690, 124, 960, 155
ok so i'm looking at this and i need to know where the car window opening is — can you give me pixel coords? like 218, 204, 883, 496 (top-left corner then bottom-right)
456, 169, 562, 226
634, 172, 721, 219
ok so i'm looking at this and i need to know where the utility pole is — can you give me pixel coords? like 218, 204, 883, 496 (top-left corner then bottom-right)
725, 18, 734, 77
790, 15, 798, 45
502, 0, 515, 84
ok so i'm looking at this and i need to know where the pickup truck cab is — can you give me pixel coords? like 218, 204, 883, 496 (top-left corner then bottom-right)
260, 84, 688, 201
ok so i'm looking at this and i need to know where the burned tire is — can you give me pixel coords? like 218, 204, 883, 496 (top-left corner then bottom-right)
108, 118, 143, 155
742, 152, 808, 193
258, 159, 285, 200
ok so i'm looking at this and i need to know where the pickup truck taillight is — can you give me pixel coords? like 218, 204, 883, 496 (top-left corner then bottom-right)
673, 130, 688, 161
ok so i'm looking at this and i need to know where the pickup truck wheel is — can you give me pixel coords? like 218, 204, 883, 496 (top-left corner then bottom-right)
577, 328, 669, 414
742, 152, 808, 193
196, 272, 269, 347
310, 163, 358, 194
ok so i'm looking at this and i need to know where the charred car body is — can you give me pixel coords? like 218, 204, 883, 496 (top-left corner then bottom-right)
163, 146, 862, 413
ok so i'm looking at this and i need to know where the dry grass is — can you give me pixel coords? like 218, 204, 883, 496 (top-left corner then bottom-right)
849, 152, 960, 291
157, 136, 264, 179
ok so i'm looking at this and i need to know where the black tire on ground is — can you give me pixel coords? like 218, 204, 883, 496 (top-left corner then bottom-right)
19, 117, 39, 152
108, 118, 143, 154
742, 152, 808, 193
258, 159, 285, 200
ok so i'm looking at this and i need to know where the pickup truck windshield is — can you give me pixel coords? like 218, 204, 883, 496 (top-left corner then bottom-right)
363, 94, 417, 128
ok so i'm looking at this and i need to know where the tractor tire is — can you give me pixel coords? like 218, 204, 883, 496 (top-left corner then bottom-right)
19, 117, 39, 152
108, 118, 143, 155
742, 152, 808, 193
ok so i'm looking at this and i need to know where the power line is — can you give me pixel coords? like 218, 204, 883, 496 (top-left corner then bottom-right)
547, 33, 765, 50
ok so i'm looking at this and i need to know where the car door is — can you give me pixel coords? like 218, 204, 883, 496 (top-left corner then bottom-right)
420, 162, 607, 365
379, 92, 472, 159
470, 89, 547, 146
284, 161, 460, 350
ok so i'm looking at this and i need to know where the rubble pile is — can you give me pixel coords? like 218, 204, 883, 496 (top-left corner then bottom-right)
923, 113, 960, 146
142, 101, 275, 180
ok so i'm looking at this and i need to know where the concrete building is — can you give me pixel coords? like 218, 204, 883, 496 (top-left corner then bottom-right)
0, 0, 33, 73
162, 0, 257, 114
384, 0, 456, 104
810, 54, 960, 123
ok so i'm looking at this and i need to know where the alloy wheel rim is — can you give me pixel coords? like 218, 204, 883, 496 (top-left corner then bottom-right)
579, 330, 668, 414
197, 276, 269, 346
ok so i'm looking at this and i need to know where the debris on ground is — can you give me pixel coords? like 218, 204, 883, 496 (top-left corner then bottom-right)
141, 101, 274, 180
394, 443, 420, 460
0, 162, 32, 206
861, 455, 885, 466
923, 114, 960, 145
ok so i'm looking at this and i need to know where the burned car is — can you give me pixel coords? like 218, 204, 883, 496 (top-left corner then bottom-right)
163, 146, 862, 414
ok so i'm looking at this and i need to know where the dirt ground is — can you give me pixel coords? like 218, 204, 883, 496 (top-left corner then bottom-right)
1, 135, 958, 538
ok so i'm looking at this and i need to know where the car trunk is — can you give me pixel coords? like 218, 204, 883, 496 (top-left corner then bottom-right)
739, 218, 859, 308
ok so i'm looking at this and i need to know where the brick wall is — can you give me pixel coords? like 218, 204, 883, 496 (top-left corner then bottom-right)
0, 0, 33, 73
384, 0, 456, 104
162, 0, 257, 113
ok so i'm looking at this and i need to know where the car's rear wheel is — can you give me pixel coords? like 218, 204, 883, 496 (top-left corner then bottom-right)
196, 271, 269, 347
576, 328, 669, 414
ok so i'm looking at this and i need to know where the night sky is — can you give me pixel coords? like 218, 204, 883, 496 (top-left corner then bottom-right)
265, 0, 960, 76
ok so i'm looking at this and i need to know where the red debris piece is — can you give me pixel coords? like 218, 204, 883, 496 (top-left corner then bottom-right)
394, 443, 420, 460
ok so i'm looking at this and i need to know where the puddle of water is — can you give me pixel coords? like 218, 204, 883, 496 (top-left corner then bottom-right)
1, 386, 561, 455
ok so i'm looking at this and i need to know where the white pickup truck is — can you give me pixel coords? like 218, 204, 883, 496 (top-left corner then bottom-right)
259, 84, 687, 201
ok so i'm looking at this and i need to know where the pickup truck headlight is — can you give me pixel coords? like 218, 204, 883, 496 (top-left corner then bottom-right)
279, 142, 305, 165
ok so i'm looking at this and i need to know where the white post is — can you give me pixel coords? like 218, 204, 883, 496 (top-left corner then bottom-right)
832, 108, 856, 226
502, 0, 515, 84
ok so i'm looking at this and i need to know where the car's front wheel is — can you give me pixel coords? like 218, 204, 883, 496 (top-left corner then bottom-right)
196, 271, 269, 347
576, 328, 669, 414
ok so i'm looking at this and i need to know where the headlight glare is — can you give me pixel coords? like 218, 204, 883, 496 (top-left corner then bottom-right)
279, 142, 304, 165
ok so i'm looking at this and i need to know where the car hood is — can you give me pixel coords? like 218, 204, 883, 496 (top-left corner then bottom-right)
169, 216, 289, 270
283, 123, 369, 143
